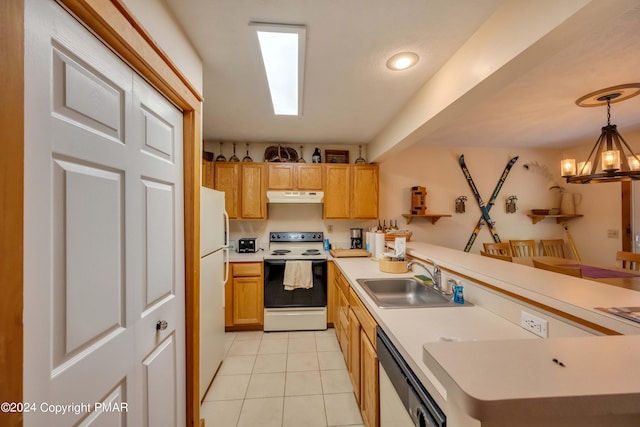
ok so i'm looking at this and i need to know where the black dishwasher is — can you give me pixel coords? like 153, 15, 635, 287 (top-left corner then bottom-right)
377, 327, 446, 427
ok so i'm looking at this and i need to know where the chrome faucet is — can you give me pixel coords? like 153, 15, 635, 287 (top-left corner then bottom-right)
407, 259, 442, 292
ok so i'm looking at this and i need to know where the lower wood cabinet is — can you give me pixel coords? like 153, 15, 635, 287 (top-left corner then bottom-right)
333, 265, 380, 427
225, 262, 264, 330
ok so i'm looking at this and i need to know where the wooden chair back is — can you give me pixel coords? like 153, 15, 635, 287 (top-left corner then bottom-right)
509, 239, 537, 257
541, 239, 566, 258
616, 251, 640, 271
480, 251, 513, 262
482, 242, 512, 256
532, 259, 582, 277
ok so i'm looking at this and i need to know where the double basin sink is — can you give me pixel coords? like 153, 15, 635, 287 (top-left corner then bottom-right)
356, 277, 472, 308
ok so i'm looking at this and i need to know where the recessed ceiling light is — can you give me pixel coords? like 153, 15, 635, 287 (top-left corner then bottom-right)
386, 52, 419, 71
251, 22, 306, 116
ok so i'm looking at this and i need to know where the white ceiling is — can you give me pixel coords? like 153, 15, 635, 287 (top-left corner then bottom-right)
164, 0, 640, 160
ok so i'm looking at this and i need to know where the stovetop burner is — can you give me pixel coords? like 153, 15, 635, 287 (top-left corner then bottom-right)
302, 249, 321, 256
271, 249, 291, 255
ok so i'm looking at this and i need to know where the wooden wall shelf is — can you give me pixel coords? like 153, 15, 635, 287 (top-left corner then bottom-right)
527, 214, 583, 224
402, 213, 452, 225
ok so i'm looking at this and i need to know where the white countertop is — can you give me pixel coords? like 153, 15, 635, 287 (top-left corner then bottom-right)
332, 244, 640, 423
423, 335, 640, 421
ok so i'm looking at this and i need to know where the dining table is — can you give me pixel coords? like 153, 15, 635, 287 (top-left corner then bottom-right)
512, 256, 640, 292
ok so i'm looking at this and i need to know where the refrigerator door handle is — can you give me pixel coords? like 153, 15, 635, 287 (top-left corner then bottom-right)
223, 210, 230, 248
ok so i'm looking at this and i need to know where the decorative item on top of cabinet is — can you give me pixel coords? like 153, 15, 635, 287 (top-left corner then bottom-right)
265, 144, 298, 162
354, 145, 366, 164
242, 143, 253, 162
325, 149, 349, 164
312, 147, 321, 163
297, 145, 306, 163
229, 141, 240, 162
215, 141, 226, 161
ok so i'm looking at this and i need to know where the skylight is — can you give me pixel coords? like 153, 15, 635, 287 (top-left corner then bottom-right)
251, 23, 306, 116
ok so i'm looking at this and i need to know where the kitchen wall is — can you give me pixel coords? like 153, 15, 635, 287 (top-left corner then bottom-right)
229, 204, 376, 252
378, 133, 640, 265
121, 0, 203, 93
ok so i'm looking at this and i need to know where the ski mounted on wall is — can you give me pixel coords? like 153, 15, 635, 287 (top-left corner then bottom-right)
459, 155, 519, 252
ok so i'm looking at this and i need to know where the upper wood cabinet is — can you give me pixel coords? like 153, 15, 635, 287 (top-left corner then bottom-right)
202, 158, 215, 189
351, 165, 379, 219
240, 163, 267, 219
213, 163, 240, 218
267, 163, 323, 190
324, 164, 379, 219
324, 164, 351, 219
213, 162, 266, 219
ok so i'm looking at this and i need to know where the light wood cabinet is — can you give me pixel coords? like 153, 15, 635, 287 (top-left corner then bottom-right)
267, 163, 323, 190
349, 308, 362, 402
351, 165, 379, 219
225, 262, 264, 330
202, 158, 215, 188
297, 164, 323, 190
324, 164, 351, 219
324, 164, 379, 219
333, 266, 380, 427
214, 163, 266, 219
360, 330, 379, 427
214, 163, 240, 218
240, 163, 266, 219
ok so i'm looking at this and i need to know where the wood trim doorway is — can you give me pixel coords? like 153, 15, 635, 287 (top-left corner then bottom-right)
1, 0, 204, 425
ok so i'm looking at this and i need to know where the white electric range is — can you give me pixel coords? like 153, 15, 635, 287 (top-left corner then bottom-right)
263, 232, 328, 331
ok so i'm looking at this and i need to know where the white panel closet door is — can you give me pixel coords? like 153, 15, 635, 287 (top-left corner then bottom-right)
23, 1, 185, 425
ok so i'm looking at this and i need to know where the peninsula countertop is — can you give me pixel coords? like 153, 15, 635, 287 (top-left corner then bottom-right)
332, 243, 640, 425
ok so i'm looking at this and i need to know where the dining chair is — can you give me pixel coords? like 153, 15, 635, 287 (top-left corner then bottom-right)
532, 259, 582, 277
541, 239, 566, 258
616, 250, 640, 271
509, 240, 537, 257
482, 242, 512, 256
480, 251, 513, 262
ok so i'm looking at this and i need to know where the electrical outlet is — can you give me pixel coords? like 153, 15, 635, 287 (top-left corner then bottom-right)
520, 311, 548, 337
607, 229, 619, 239
327, 225, 333, 233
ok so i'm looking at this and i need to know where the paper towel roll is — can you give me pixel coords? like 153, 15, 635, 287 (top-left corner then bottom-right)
366, 232, 376, 255
374, 232, 385, 259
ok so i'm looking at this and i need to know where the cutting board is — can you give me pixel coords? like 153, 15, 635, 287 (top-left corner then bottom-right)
329, 249, 371, 258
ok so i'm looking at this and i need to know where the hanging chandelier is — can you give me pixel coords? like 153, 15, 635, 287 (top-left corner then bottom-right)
561, 84, 640, 184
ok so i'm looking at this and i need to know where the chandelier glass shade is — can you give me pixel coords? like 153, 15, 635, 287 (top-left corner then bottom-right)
562, 84, 640, 184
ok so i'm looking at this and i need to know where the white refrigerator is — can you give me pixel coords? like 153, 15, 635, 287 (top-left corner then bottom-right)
199, 187, 229, 401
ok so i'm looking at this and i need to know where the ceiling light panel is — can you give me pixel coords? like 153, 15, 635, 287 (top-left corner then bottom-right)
251, 23, 306, 116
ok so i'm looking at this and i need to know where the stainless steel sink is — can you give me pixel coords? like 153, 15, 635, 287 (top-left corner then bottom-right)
356, 278, 472, 308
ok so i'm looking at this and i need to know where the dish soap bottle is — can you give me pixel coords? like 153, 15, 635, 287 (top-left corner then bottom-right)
312, 147, 321, 163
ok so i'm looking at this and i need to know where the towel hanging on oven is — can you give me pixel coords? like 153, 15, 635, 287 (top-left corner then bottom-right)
283, 261, 313, 290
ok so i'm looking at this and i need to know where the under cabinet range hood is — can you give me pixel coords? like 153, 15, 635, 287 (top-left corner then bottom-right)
267, 191, 324, 204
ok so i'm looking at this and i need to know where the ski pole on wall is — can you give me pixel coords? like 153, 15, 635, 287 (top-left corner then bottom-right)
459, 155, 519, 252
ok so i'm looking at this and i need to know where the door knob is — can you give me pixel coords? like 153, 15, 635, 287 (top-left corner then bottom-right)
156, 320, 168, 331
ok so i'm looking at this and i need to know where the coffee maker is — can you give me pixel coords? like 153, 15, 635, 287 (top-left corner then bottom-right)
350, 228, 363, 249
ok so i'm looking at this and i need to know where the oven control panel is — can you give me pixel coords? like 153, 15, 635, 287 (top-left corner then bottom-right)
269, 232, 324, 242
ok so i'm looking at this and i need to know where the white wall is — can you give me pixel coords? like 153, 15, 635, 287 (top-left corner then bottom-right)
378, 145, 588, 259
121, 0, 203, 94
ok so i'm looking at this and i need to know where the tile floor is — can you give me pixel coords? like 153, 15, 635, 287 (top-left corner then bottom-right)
201, 329, 364, 427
